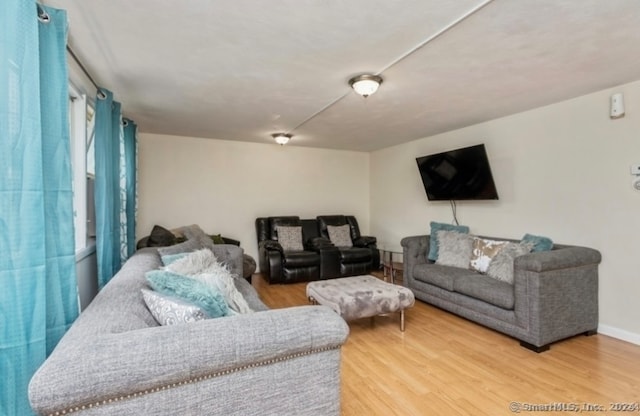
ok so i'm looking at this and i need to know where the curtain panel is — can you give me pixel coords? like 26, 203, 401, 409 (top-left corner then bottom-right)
95, 92, 137, 288
123, 119, 138, 259
0, 4, 79, 415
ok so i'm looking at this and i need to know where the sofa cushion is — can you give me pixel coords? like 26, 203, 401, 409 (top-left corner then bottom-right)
412, 263, 478, 292
146, 269, 229, 318
521, 233, 554, 252
157, 235, 215, 257
453, 274, 515, 310
141, 289, 207, 325
327, 224, 353, 248
277, 225, 304, 251
486, 242, 533, 284
435, 230, 473, 268
428, 222, 470, 261
469, 237, 508, 273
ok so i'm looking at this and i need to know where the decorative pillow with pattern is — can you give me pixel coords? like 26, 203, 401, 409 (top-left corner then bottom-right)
469, 237, 509, 273
486, 242, 533, 284
435, 230, 473, 269
277, 226, 304, 251
141, 289, 207, 325
327, 224, 353, 247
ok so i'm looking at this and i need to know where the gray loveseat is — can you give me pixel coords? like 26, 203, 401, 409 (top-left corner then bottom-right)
29, 246, 349, 415
401, 235, 601, 352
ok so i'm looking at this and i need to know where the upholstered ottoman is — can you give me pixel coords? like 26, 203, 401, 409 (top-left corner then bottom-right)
306, 275, 415, 331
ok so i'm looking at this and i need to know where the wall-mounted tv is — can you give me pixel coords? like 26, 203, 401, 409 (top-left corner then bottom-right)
415, 144, 499, 201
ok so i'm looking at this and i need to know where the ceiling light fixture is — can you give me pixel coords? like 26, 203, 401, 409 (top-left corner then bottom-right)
349, 74, 383, 97
272, 132, 292, 145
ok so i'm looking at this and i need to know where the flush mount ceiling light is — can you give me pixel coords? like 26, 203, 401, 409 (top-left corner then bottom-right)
349, 74, 383, 97
272, 132, 292, 145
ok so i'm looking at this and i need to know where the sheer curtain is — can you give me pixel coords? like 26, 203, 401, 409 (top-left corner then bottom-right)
0, 3, 79, 415
95, 92, 137, 289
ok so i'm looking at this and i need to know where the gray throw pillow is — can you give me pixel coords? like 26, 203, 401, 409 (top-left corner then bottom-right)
486, 242, 533, 284
141, 289, 207, 326
435, 230, 473, 269
157, 237, 214, 257
277, 226, 304, 251
327, 224, 353, 247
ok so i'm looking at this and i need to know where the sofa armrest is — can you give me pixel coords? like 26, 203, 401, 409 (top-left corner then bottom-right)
515, 246, 601, 272
353, 235, 376, 247
29, 306, 349, 415
512, 246, 601, 347
400, 235, 430, 287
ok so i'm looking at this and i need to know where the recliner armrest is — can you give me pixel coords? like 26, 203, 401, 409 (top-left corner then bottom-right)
353, 236, 376, 247
307, 237, 333, 251
259, 240, 284, 254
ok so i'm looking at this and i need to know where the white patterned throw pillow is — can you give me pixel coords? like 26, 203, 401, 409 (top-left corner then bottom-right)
277, 226, 304, 251
141, 289, 207, 325
469, 237, 508, 273
327, 224, 353, 247
435, 230, 473, 269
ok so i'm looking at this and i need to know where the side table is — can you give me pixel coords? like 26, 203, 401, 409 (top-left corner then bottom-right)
378, 242, 404, 284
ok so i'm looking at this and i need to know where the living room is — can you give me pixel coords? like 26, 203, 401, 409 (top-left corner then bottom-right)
4, 1, 640, 415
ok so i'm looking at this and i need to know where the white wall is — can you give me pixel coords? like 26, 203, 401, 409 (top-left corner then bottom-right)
137, 134, 370, 263
371, 80, 640, 343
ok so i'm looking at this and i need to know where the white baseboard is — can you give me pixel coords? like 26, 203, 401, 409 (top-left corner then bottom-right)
598, 324, 640, 346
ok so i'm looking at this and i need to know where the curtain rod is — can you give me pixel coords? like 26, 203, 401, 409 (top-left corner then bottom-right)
66, 45, 106, 99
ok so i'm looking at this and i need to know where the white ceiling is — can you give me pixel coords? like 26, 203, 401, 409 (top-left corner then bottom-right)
46, 0, 640, 151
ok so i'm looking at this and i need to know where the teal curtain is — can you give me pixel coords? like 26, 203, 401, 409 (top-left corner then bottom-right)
0, 4, 79, 415
123, 119, 138, 258
95, 89, 122, 289
95, 94, 137, 288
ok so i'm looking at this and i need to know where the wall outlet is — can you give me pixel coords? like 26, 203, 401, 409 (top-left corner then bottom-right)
631, 164, 640, 175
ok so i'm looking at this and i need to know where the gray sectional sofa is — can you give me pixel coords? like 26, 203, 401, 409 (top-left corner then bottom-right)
29, 245, 349, 415
401, 235, 601, 352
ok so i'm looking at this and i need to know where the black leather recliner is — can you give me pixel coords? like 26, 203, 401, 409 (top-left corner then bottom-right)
256, 216, 322, 284
255, 215, 378, 284
316, 215, 380, 277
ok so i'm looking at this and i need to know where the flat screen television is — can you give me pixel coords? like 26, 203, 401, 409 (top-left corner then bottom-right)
415, 144, 499, 201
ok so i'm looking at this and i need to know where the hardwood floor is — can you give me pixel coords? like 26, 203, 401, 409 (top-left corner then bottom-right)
252, 272, 640, 415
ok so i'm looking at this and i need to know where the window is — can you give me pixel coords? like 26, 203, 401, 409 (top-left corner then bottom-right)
68, 84, 96, 255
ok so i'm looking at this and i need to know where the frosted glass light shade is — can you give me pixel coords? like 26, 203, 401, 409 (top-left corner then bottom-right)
349, 74, 383, 97
272, 133, 292, 145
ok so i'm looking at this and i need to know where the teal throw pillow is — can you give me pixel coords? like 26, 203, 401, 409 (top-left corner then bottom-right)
428, 221, 470, 262
521, 233, 554, 252
161, 252, 190, 266
146, 270, 229, 318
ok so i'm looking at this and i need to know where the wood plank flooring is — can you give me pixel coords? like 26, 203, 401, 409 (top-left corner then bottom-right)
252, 272, 640, 415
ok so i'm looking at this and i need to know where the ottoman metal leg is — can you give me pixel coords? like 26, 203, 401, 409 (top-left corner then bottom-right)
400, 309, 406, 332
